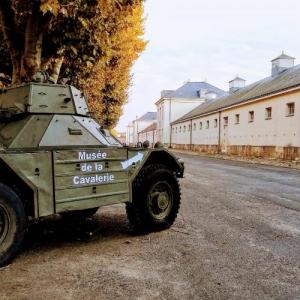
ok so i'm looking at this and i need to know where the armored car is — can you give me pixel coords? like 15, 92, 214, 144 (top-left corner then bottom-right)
0, 83, 184, 266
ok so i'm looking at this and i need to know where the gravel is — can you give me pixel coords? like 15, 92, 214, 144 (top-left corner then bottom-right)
1, 154, 300, 300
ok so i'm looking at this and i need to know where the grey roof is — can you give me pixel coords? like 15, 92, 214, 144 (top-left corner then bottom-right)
229, 76, 246, 83
139, 122, 157, 134
161, 90, 175, 98
172, 64, 300, 124
137, 112, 157, 122
271, 52, 295, 62
160, 81, 227, 99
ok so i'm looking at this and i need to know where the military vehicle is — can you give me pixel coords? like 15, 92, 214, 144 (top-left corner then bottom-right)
0, 81, 184, 266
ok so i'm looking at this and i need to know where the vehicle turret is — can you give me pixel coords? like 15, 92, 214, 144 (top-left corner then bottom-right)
0, 83, 120, 149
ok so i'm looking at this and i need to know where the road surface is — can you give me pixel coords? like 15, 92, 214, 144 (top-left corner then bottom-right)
1, 154, 300, 299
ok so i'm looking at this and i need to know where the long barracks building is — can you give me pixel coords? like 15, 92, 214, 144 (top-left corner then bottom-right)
171, 53, 300, 160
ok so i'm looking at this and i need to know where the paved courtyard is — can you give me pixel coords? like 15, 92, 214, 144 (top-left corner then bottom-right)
1, 154, 300, 299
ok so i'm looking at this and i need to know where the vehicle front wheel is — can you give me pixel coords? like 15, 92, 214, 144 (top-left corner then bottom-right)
0, 183, 26, 267
126, 164, 181, 233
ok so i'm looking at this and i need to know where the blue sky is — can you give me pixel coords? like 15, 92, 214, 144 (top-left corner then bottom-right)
116, 0, 300, 131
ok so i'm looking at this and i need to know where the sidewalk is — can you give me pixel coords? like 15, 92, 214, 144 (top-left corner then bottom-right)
170, 148, 300, 171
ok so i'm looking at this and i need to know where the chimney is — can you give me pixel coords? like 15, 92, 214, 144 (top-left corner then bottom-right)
197, 89, 217, 101
205, 92, 217, 100
271, 51, 295, 77
229, 76, 246, 93
199, 88, 208, 98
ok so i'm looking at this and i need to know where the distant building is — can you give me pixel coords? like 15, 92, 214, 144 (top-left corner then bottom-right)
137, 122, 158, 147
171, 52, 300, 160
126, 122, 134, 146
126, 112, 157, 146
156, 81, 227, 146
116, 132, 126, 145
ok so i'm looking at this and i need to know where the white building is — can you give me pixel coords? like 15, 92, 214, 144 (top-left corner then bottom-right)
126, 112, 157, 146
171, 53, 300, 160
126, 122, 134, 145
137, 122, 158, 147
156, 81, 227, 146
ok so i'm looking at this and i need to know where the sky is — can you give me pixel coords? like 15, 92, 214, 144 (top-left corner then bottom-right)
116, 0, 300, 131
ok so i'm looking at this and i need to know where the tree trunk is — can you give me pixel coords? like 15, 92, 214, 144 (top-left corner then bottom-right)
22, 12, 43, 81
49, 57, 64, 83
0, 1, 23, 84
21, 6, 52, 82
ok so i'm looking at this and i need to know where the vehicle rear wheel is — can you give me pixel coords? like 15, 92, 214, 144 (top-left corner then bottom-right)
60, 207, 99, 220
126, 164, 181, 233
0, 183, 26, 267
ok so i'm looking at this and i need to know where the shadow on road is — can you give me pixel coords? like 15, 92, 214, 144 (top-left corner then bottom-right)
22, 211, 131, 255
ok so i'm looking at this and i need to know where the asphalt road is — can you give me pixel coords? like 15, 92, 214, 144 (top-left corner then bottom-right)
1, 154, 300, 300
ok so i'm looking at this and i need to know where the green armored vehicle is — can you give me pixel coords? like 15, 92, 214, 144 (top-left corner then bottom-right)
0, 82, 184, 266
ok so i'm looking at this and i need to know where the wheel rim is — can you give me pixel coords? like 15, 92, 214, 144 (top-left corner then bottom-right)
147, 181, 173, 220
0, 203, 9, 244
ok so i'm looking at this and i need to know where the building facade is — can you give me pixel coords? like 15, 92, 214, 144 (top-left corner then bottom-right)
126, 112, 157, 146
156, 81, 227, 146
171, 53, 300, 160
126, 122, 134, 146
116, 132, 126, 145
137, 122, 158, 147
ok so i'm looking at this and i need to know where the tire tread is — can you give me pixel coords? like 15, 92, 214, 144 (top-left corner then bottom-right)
0, 183, 26, 267
126, 164, 181, 234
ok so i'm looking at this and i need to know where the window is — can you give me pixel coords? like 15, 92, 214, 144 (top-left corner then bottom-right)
188, 124, 191, 132
248, 111, 254, 122
214, 119, 218, 128
286, 102, 295, 116
179, 126, 182, 133
206, 120, 209, 129
183, 125, 186, 132
172, 128, 174, 133
193, 123, 196, 131
265, 107, 272, 120
199, 122, 202, 130
176, 127, 178, 133
223, 116, 228, 127
235, 114, 240, 124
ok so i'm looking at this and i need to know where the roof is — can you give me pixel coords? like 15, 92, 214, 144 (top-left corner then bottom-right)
138, 122, 157, 134
136, 112, 157, 122
161, 90, 175, 98
158, 81, 227, 102
271, 52, 295, 62
229, 76, 246, 83
172, 64, 300, 124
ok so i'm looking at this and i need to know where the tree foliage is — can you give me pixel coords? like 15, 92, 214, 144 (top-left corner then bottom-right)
0, 0, 146, 127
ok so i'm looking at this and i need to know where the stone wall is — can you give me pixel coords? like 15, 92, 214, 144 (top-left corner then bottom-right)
227, 146, 300, 160
171, 143, 191, 150
191, 144, 220, 154
171, 144, 300, 160
171, 144, 219, 154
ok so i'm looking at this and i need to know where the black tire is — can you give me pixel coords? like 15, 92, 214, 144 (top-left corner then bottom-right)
60, 207, 99, 220
0, 183, 26, 267
126, 164, 181, 233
